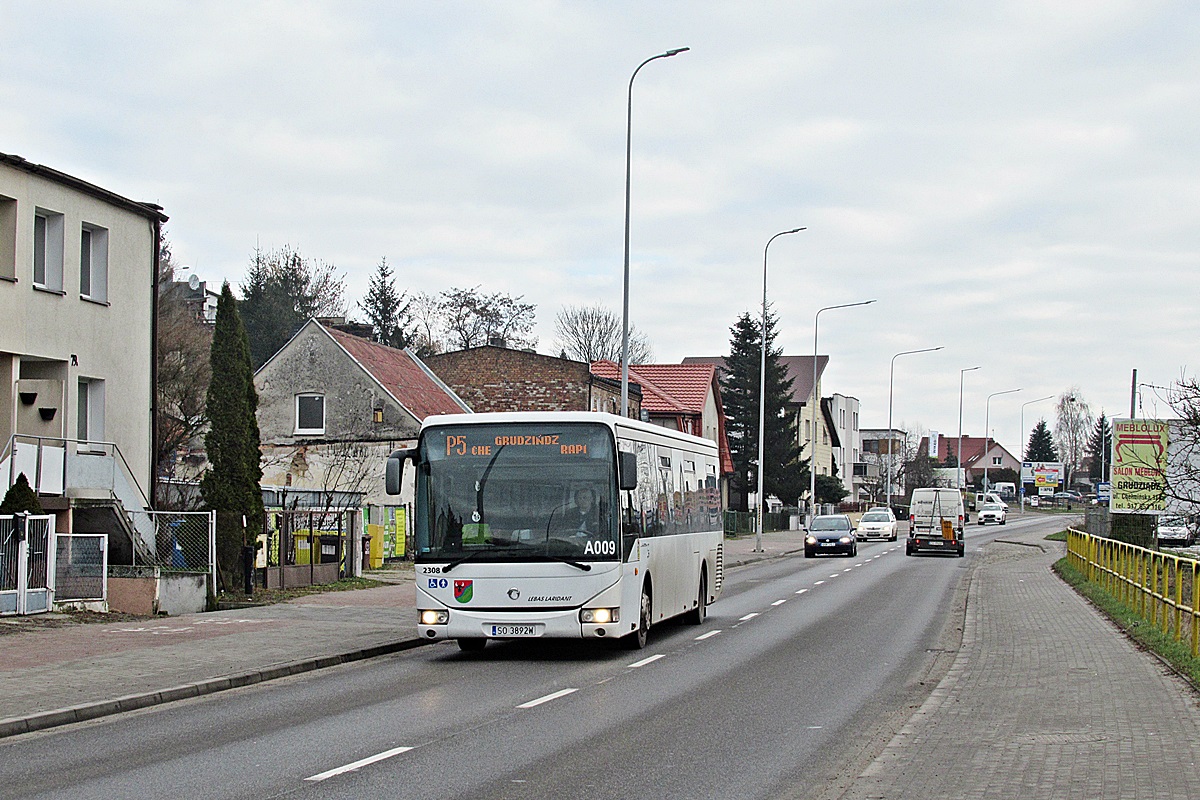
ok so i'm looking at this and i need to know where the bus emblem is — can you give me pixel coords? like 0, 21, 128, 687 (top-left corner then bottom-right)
508, 588, 520, 600
454, 580, 474, 603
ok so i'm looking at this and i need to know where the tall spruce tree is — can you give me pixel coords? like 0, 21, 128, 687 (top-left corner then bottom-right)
1025, 419, 1058, 462
1086, 412, 1113, 481
201, 283, 265, 589
720, 311, 805, 512
359, 257, 414, 348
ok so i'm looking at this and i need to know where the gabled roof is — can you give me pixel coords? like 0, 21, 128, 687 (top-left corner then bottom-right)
682, 355, 828, 407
589, 361, 716, 415
325, 326, 471, 419
921, 434, 1017, 468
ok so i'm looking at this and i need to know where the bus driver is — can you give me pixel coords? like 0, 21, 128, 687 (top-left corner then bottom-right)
559, 487, 603, 539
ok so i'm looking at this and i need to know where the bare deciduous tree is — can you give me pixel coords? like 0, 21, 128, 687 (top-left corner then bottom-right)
440, 286, 536, 351
1054, 387, 1093, 487
553, 304, 653, 364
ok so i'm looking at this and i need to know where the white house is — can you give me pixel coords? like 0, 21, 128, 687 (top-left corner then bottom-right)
0, 152, 166, 564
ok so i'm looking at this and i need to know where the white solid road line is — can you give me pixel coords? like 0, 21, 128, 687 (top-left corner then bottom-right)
305, 746, 414, 782
695, 630, 721, 640
517, 688, 579, 708
627, 654, 665, 668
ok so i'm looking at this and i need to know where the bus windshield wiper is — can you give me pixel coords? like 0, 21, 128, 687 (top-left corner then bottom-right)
440, 550, 486, 573
538, 553, 591, 571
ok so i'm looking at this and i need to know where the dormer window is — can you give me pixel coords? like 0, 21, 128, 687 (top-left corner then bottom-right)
296, 393, 325, 435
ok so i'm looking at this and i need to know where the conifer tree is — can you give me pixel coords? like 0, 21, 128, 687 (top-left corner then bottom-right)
0, 473, 42, 514
1025, 419, 1058, 462
201, 283, 264, 589
359, 257, 414, 348
1086, 412, 1112, 481
720, 311, 805, 512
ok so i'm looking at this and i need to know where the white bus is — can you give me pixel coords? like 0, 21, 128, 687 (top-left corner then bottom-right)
386, 412, 724, 651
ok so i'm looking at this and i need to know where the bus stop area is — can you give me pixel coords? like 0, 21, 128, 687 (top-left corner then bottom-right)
0, 528, 807, 737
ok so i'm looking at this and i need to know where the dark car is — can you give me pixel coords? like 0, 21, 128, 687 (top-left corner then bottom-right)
804, 514, 857, 557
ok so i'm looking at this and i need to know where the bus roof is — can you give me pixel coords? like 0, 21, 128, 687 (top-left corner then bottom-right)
419, 411, 717, 453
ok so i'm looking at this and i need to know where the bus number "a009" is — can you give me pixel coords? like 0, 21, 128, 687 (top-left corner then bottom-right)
584, 540, 616, 556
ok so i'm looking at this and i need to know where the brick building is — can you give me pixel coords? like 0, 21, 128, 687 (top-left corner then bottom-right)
423, 345, 642, 416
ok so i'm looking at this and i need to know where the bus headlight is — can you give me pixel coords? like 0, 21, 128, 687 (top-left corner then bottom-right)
420, 609, 449, 625
580, 608, 619, 624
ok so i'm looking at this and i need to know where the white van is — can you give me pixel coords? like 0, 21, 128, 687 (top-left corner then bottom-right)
907, 488, 966, 557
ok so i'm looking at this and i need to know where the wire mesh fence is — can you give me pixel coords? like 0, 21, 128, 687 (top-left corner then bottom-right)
55, 533, 107, 601
128, 510, 215, 582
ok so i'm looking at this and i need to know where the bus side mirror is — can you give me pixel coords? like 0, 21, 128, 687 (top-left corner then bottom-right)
386, 447, 415, 495
619, 451, 638, 491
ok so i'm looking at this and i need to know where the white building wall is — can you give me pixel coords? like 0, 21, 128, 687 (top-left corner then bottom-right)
0, 159, 159, 494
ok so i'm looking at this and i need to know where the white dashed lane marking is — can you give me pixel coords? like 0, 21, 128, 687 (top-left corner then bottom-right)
305, 746, 414, 782
695, 630, 721, 640
517, 688, 579, 708
627, 654, 665, 668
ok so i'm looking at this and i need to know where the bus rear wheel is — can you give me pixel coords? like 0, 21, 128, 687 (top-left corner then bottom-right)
687, 571, 708, 625
626, 584, 652, 649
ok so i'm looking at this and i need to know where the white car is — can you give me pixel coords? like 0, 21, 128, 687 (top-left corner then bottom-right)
1157, 516, 1194, 547
978, 502, 1007, 525
857, 508, 898, 541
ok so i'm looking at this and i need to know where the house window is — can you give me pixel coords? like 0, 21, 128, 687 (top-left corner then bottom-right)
296, 394, 325, 435
992, 456, 1002, 466
77, 378, 105, 442
33, 208, 65, 292
80, 223, 109, 301
0, 195, 15, 281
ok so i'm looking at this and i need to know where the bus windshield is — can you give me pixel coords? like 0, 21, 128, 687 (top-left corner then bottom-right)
416, 422, 619, 563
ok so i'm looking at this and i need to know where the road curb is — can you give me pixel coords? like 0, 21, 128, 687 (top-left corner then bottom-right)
0, 637, 428, 739
725, 546, 807, 568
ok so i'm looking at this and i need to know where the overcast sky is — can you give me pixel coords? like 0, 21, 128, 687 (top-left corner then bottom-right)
4, 1, 1197, 455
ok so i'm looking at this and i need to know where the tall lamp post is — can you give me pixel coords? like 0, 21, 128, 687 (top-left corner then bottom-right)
885, 346, 944, 509
983, 388, 1021, 492
754, 227, 805, 552
809, 300, 875, 524
1019, 394, 1054, 510
620, 47, 689, 417
957, 366, 980, 489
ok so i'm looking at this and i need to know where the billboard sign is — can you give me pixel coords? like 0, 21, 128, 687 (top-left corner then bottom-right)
1110, 418, 1169, 513
928, 431, 939, 459
1022, 461, 1063, 488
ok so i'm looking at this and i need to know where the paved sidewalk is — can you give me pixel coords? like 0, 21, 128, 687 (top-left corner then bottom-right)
838, 526, 1200, 800
0, 529, 807, 737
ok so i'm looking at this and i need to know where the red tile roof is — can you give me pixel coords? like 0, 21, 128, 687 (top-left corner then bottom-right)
327, 327, 469, 420
589, 361, 716, 415
921, 435, 1016, 467
682, 355, 828, 407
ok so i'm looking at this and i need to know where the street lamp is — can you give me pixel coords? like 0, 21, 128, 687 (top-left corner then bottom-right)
809, 300, 876, 524
983, 388, 1021, 492
620, 47, 689, 417
957, 366, 980, 490
1019, 394, 1054, 511
755, 227, 805, 553
885, 346, 944, 509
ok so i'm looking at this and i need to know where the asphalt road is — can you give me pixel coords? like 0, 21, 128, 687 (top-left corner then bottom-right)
0, 515, 1061, 800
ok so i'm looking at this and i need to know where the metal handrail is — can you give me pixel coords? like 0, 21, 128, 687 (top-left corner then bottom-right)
3, 433, 152, 511
1066, 527, 1200, 656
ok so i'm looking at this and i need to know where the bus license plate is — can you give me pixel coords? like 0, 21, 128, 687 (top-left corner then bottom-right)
489, 624, 537, 637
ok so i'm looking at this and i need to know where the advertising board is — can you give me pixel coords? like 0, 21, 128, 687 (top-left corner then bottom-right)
1110, 418, 1168, 513
1021, 461, 1064, 488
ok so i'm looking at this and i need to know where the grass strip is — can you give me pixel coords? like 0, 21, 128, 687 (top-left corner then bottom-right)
1044, 530, 1067, 541
1053, 557, 1200, 689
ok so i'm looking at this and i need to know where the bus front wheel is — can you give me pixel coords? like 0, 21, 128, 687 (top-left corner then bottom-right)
687, 570, 708, 625
626, 584, 652, 649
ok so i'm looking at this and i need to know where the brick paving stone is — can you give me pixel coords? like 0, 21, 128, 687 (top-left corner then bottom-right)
840, 527, 1200, 800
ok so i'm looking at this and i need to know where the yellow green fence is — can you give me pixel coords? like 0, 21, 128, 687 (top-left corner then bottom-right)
1067, 528, 1200, 657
